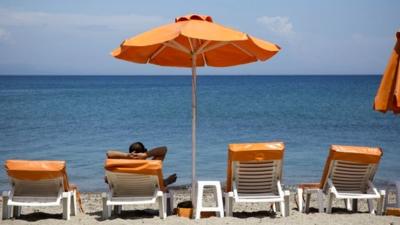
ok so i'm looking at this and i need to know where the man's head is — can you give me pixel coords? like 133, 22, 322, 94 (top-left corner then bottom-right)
129, 142, 147, 153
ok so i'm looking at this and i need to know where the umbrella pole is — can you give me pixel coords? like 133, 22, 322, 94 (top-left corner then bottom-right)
191, 54, 197, 201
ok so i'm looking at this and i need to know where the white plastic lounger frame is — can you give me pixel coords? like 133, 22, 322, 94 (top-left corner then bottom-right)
225, 160, 290, 217
102, 171, 166, 219
298, 160, 385, 215
2, 177, 77, 220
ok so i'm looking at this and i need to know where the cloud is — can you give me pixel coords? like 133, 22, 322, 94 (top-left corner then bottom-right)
0, 8, 165, 32
257, 16, 294, 36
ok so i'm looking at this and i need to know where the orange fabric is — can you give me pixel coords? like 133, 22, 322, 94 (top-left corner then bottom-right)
5, 160, 70, 191
298, 183, 320, 190
5, 160, 84, 212
225, 142, 285, 192
104, 159, 165, 191
319, 145, 383, 189
69, 183, 84, 213
374, 32, 400, 113
386, 207, 400, 216
111, 14, 280, 68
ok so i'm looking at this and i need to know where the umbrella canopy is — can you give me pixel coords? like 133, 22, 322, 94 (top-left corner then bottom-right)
111, 14, 281, 189
374, 32, 400, 113
112, 14, 280, 67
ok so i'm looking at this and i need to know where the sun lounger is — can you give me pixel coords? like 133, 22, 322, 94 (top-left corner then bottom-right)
224, 142, 290, 217
297, 145, 385, 215
102, 159, 167, 219
2, 160, 78, 220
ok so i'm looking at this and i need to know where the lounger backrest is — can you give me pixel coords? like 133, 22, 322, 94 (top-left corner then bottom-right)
104, 159, 165, 197
319, 145, 383, 193
5, 160, 70, 192
226, 142, 285, 193
11, 178, 63, 198
106, 172, 158, 197
234, 160, 281, 195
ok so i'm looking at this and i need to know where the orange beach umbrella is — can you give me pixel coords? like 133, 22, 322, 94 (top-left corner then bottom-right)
111, 14, 281, 190
374, 32, 400, 113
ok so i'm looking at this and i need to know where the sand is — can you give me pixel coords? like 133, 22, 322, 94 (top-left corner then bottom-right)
1, 188, 399, 225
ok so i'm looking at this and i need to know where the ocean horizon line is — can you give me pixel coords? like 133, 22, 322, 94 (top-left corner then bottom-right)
0, 74, 381, 77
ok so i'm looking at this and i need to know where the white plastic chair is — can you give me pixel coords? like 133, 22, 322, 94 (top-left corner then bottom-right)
102, 161, 167, 219
297, 145, 385, 215
224, 142, 290, 217
2, 161, 77, 220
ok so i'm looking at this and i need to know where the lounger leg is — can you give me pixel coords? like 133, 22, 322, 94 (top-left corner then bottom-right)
352, 199, 358, 212
62, 192, 71, 220
102, 192, 111, 219
214, 184, 224, 218
114, 205, 122, 215
224, 192, 233, 217
367, 199, 375, 214
157, 191, 166, 219
326, 188, 333, 214
377, 190, 385, 216
305, 192, 311, 213
274, 202, 280, 212
2, 191, 11, 220
284, 190, 290, 217
297, 188, 303, 213
166, 191, 175, 216
317, 189, 324, 213
195, 183, 203, 219
70, 190, 77, 216
345, 199, 352, 211
13, 206, 21, 218
279, 200, 285, 217
384, 187, 389, 214
212, 187, 220, 216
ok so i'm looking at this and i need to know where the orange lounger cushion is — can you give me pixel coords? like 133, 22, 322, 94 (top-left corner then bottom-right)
104, 159, 165, 190
5, 160, 70, 191
226, 142, 285, 192
319, 145, 383, 189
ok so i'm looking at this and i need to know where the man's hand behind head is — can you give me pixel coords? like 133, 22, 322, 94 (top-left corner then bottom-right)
130, 152, 148, 159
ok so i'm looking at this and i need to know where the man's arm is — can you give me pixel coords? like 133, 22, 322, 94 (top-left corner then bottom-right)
106, 150, 132, 159
147, 146, 167, 161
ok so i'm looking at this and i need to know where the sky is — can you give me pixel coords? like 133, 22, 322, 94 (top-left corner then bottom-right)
0, 0, 399, 75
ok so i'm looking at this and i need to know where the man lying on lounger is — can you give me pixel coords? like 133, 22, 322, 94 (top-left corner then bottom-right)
107, 142, 177, 186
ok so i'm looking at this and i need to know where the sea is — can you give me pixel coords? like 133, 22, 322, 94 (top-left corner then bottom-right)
0, 75, 399, 192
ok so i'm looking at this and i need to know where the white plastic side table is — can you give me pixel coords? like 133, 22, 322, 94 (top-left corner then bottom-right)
194, 180, 224, 219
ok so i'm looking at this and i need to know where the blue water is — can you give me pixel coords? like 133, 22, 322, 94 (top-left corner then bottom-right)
0, 75, 399, 192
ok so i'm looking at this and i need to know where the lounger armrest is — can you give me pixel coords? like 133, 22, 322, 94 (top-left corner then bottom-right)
366, 181, 381, 198
327, 179, 337, 194
233, 182, 238, 200
277, 180, 284, 198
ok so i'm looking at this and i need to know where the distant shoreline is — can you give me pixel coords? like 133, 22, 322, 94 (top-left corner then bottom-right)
0, 74, 381, 77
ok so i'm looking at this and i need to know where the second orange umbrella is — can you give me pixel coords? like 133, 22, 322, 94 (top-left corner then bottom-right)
374, 32, 400, 114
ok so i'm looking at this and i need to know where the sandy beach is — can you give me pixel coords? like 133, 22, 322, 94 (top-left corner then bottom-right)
1, 187, 399, 225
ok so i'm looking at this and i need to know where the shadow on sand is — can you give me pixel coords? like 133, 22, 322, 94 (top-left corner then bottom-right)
9, 212, 62, 222
300, 207, 372, 214
88, 208, 160, 221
